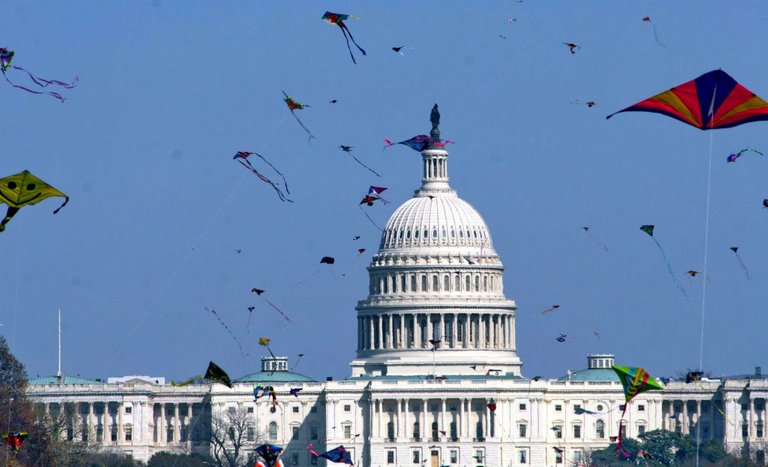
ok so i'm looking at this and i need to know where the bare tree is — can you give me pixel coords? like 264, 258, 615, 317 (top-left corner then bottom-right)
206, 407, 265, 467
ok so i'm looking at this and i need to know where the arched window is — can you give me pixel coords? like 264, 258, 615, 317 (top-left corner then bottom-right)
474, 275, 480, 291
422, 275, 428, 292
406, 229, 411, 239
431, 421, 439, 441
483, 276, 488, 292
383, 277, 389, 294
387, 421, 395, 440
595, 420, 605, 439
432, 275, 439, 292
415, 229, 420, 239
411, 275, 417, 292
269, 422, 278, 440
413, 421, 421, 440
465, 276, 471, 291
432, 229, 438, 239
444, 275, 450, 291
455, 275, 460, 291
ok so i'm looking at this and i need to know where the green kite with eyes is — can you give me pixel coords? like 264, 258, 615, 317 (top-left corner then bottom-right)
0, 170, 68, 232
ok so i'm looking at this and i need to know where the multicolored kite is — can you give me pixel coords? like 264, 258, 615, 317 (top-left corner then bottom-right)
233, 152, 292, 202
307, 444, 353, 465
613, 365, 664, 403
383, 135, 454, 152
255, 443, 285, 467
322, 12, 366, 64
607, 69, 768, 130
359, 186, 389, 206
2, 431, 28, 464
254, 384, 278, 413
0, 47, 77, 102
727, 148, 763, 163
282, 91, 315, 141
205, 361, 233, 388
0, 170, 68, 232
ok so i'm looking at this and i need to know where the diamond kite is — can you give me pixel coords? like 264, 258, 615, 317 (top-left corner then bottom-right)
322, 12, 366, 64
233, 151, 292, 202
0, 170, 68, 232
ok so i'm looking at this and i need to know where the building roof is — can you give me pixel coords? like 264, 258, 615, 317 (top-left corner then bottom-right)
558, 368, 620, 383
236, 370, 315, 383
29, 375, 102, 385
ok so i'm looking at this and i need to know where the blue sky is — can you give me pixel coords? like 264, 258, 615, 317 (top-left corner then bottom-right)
3, 1, 768, 383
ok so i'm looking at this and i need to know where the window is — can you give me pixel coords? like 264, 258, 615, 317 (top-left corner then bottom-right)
465, 276, 470, 291
96, 425, 103, 442
553, 425, 562, 439
344, 404, 352, 412
387, 451, 395, 464
248, 407, 254, 413
596, 419, 605, 438
474, 449, 485, 463
444, 275, 450, 291
742, 403, 749, 411
743, 422, 749, 438
573, 451, 583, 463
758, 421, 764, 438
555, 450, 563, 464
413, 421, 420, 440
310, 425, 318, 440
597, 404, 604, 411
269, 422, 278, 440
411, 275, 417, 292
432, 275, 438, 292
757, 450, 765, 465
125, 425, 132, 441
519, 450, 527, 464
228, 406, 236, 415
125, 406, 132, 414
638, 404, 645, 412
519, 423, 527, 438
292, 426, 300, 440
619, 404, 625, 412
476, 420, 484, 440
519, 403, 527, 410
310, 453, 317, 465
290, 452, 299, 466
345, 424, 353, 439
573, 425, 581, 438
450, 450, 458, 463
573, 404, 581, 414
422, 275, 428, 292
757, 400, 766, 411
111, 425, 118, 442
247, 425, 255, 441
412, 450, 420, 464
181, 425, 188, 442
555, 404, 562, 412
638, 424, 646, 436
431, 421, 439, 440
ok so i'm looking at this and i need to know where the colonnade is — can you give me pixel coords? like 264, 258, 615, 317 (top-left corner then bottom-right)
357, 312, 514, 351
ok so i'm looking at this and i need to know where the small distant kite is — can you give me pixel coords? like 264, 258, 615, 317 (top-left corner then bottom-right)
571, 100, 597, 108
556, 333, 567, 343
338, 145, 380, 176
205, 307, 246, 358
383, 135, 453, 152
0, 47, 78, 102
320, 256, 335, 264
259, 337, 278, 361
392, 46, 411, 55
307, 444, 353, 465
641, 17, 665, 47
352, 235, 360, 240
640, 225, 689, 297
205, 361, 234, 388
233, 151, 292, 202
289, 387, 302, 397
562, 42, 580, 54
726, 148, 763, 163
251, 289, 292, 323
329, 99, 338, 104
0, 170, 68, 232
360, 186, 389, 206
581, 226, 608, 251
255, 443, 285, 467
763, 199, 768, 209
322, 11, 366, 64
541, 305, 560, 314
498, 35, 507, 40
730, 247, 751, 279
686, 270, 700, 277
282, 91, 316, 142
594, 330, 600, 341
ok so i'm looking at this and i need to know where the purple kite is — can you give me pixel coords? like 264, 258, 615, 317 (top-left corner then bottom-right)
383, 135, 454, 152
1, 47, 78, 102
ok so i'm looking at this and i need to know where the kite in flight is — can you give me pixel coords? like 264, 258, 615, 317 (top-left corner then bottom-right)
612, 365, 663, 457
571, 100, 597, 108
727, 148, 763, 163
289, 387, 302, 397
641, 17, 666, 47
730, 247, 751, 279
562, 42, 580, 54
384, 135, 454, 152
359, 186, 388, 231
556, 333, 567, 343
205, 361, 234, 388
320, 256, 335, 264
205, 307, 246, 358
251, 288, 292, 323
2, 431, 28, 464
338, 145, 380, 177
259, 337, 278, 360
392, 46, 412, 55
640, 225, 689, 297
581, 226, 609, 251
254, 384, 279, 413
541, 305, 560, 314
0, 170, 68, 232
322, 11, 366, 64
0, 48, 77, 102
607, 69, 768, 129
282, 91, 316, 141
685, 371, 704, 383
255, 443, 285, 467
233, 152, 292, 202
307, 444, 353, 465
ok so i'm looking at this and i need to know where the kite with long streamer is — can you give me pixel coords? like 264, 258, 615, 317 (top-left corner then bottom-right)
612, 365, 663, 458
233, 151, 292, 202
581, 226, 609, 251
251, 288, 292, 323
641, 17, 666, 47
205, 307, 246, 357
640, 225, 689, 297
339, 145, 380, 176
0, 48, 78, 102
359, 186, 388, 231
727, 148, 763, 163
322, 12, 366, 64
306, 444, 353, 465
383, 134, 453, 152
730, 247, 751, 279
282, 91, 316, 141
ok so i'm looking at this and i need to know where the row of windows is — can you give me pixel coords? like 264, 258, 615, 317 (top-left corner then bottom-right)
382, 224, 489, 247
385, 447, 486, 465
371, 272, 499, 295
544, 421, 645, 440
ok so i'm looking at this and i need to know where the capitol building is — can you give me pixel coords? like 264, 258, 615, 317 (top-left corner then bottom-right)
27, 113, 768, 466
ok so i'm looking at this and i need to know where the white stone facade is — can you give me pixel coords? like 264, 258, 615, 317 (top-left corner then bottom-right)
26, 134, 768, 466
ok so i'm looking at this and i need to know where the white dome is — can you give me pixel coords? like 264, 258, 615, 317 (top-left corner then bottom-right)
380, 194, 494, 250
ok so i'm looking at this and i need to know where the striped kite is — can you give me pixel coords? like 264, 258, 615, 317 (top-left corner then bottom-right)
607, 69, 768, 129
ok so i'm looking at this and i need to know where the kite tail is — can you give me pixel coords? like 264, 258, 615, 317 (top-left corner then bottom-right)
264, 299, 291, 322
340, 23, 366, 56
206, 307, 247, 358
53, 197, 69, 214
237, 160, 292, 203
11, 66, 78, 88
359, 205, 384, 231
652, 25, 666, 48
652, 237, 690, 297
735, 254, 751, 280
615, 406, 631, 459
306, 444, 321, 458
382, 139, 393, 150
348, 153, 381, 177
0, 206, 20, 232
585, 231, 609, 252
2, 69, 66, 102
289, 110, 316, 142
253, 152, 291, 194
